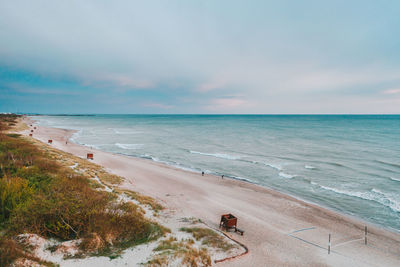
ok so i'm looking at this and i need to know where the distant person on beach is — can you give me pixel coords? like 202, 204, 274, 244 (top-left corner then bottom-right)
221, 175, 224, 179
202, 171, 204, 176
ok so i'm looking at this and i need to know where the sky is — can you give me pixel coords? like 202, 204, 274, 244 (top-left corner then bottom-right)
1, 0, 400, 114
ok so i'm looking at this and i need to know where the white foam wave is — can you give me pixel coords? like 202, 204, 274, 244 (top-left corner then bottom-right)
319, 185, 400, 213
140, 154, 160, 162
227, 175, 254, 183
264, 163, 282, 171
69, 130, 82, 142
390, 177, 400, 182
189, 150, 240, 160
305, 165, 316, 169
278, 172, 297, 179
371, 189, 400, 213
112, 128, 141, 134
115, 143, 144, 150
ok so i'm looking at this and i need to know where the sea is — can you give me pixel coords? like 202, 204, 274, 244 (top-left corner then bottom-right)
32, 115, 400, 232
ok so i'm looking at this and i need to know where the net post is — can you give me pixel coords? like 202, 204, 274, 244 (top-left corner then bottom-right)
328, 233, 331, 254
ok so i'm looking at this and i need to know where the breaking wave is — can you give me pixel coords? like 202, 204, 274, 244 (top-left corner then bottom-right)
305, 165, 316, 169
319, 185, 400, 213
390, 177, 400, 182
189, 150, 240, 160
115, 143, 144, 150
278, 172, 297, 179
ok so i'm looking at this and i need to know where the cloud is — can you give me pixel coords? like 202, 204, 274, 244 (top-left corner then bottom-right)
204, 96, 252, 112
1, 1, 400, 113
383, 88, 400, 95
85, 74, 155, 90
196, 80, 227, 92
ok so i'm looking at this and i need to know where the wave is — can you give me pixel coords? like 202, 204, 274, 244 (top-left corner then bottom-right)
189, 150, 240, 160
319, 185, 400, 213
264, 162, 282, 171
371, 189, 400, 213
390, 177, 400, 182
115, 143, 143, 150
140, 154, 160, 162
374, 159, 400, 169
305, 165, 316, 169
224, 174, 254, 183
278, 172, 297, 179
111, 128, 141, 135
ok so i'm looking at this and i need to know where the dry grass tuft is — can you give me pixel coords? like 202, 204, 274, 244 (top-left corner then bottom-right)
116, 189, 164, 213
150, 236, 211, 267
180, 227, 235, 252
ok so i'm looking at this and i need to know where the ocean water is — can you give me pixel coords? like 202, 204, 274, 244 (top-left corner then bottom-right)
33, 115, 400, 232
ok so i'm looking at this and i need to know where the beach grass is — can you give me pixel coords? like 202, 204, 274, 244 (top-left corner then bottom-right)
180, 227, 235, 252
0, 115, 166, 265
149, 236, 211, 267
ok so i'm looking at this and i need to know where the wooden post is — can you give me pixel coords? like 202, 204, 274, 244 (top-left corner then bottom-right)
365, 226, 367, 245
328, 234, 331, 254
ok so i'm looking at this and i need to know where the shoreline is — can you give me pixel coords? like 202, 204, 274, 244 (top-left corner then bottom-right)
30, 118, 400, 236
25, 117, 400, 266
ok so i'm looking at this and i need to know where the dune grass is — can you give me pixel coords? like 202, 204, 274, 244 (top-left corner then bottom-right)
149, 236, 211, 267
180, 227, 235, 252
0, 115, 166, 265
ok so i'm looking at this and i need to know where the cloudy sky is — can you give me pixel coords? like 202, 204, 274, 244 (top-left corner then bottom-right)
1, 0, 400, 114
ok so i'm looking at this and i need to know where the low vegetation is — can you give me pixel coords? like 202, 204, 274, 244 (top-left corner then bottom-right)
149, 236, 211, 267
116, 189, 164, 213
180, 227, 235, 252
0, 115, 166, 265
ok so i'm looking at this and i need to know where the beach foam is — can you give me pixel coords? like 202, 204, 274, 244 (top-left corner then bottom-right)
264, 162, 283, 171
111, 128, 141, 134
390, 177, 400, 182
189, 150, 240, 160
115, 143, 144, 149
319, 185, 400, 213
305, 165, 316, 169
278, 172, 297, 179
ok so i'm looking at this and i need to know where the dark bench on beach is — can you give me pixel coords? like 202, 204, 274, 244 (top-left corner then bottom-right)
219, 213, 245, 235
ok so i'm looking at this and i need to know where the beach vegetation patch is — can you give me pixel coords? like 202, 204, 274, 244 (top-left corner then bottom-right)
116, 189, 164, 213
0, 115, 166, 264
150, 236, 211, 267
180, 227, 235, 252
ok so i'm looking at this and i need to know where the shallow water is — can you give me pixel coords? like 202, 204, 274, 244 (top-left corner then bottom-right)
33, 115, 400, 232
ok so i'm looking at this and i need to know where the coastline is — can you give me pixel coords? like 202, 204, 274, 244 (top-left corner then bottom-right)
24, 117, 400, 266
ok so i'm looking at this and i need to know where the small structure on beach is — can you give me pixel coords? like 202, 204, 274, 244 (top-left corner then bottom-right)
48, 140, 53, 144
220, 214, 244, 235
87, 153, 94, 160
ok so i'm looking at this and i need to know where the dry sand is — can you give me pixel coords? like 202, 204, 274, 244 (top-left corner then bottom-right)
23, 119, 400, 266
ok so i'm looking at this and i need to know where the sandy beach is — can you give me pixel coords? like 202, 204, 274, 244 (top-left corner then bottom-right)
24, 119, 400, 267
